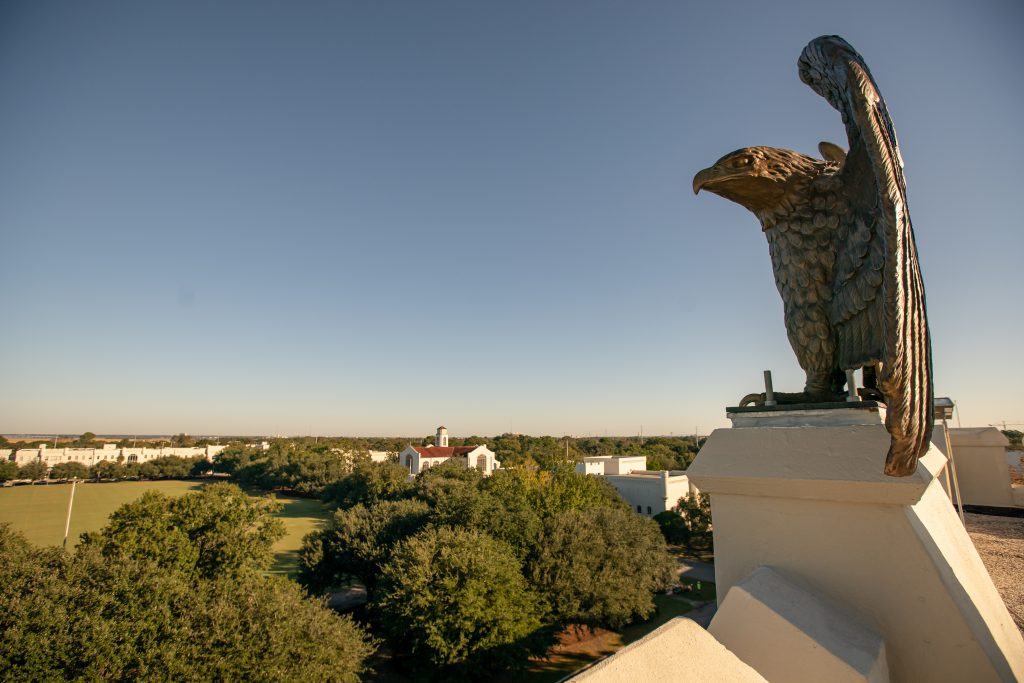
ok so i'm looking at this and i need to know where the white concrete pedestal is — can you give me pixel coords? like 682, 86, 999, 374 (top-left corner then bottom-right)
688, 421, 1024, 683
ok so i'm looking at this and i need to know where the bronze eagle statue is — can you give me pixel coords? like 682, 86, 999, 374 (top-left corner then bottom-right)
692, 36, 933, 477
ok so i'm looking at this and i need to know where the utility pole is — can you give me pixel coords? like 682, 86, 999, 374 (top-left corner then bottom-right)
62, 479, 77, 549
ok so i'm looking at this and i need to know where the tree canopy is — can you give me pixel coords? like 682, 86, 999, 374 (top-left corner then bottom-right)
0, 460, 21, 482
17, 461, 46, 480
322, 459, 412, 508
300, 498, 430, 594
528, 507, 677, 629
654, 492, 713, 551
0, 524, 373, 682
82, 482, 285, 580
377, 526, 549, 676
49, 462, 90, 479
297, 456, 678, 677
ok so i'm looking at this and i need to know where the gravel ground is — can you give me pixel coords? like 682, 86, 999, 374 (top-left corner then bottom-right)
964, 512, 1024, 634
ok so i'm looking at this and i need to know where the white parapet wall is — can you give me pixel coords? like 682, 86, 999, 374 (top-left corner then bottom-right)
569, 616, 767, 683
688, 418, 1024, 683
710, 566, 889, 683
934, 427, 1018, 508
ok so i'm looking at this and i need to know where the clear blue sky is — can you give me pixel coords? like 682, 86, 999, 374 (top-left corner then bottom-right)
2, 1, 1021, 437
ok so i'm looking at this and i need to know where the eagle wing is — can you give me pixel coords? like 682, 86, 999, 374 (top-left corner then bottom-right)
798, 36, 933, 476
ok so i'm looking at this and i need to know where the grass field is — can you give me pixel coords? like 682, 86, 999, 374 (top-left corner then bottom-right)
266, 495, 331, 576
0, 480, 331, 577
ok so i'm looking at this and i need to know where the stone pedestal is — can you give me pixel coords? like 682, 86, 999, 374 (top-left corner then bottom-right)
688, 413, 1024, 683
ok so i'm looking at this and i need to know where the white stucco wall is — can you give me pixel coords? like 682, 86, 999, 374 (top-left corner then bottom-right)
605, 471, 694, 516
398, 444, 499, 477
606, 456, 648, 475
577, 458, 608, 475
576, 455, 648, 476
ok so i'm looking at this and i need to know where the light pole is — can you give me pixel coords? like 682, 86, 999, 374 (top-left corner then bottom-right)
62, 479, 77, 549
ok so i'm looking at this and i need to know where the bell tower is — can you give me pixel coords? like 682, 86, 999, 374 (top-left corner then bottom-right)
435, 425, 449, 447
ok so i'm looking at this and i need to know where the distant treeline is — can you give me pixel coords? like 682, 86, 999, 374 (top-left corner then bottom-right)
3, 432, 704, 471
207, 434, 702, 496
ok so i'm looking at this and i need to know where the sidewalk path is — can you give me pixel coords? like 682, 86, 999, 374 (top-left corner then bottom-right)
677, 559, 716, 583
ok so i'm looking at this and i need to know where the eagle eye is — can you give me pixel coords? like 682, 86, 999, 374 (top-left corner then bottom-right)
730, 155, 754, 169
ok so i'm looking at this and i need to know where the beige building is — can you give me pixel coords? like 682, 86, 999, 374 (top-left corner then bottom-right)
398, 426, 500, 477
11, 443, 227, 469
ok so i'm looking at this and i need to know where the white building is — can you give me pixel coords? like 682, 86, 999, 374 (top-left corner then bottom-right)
576, 455, 695, 516
10, 444, 227, 468
398, 426, 500, 477
368, 450, 395, 463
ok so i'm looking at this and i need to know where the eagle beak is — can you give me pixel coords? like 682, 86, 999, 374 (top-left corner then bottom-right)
692, 166, 718, 195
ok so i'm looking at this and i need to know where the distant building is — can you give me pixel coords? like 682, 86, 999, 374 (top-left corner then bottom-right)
9, 444, 227, 469
369, 450, 395, 463
398, 426, 500, 477
576, 455, 695, 517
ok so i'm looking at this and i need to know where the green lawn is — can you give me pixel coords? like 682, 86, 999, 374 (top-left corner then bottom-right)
267, 495, 331, 577
0, 480, 203, 547
0, 481, 330, 577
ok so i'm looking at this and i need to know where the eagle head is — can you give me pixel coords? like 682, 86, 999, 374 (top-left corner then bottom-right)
693, 146, 822, 216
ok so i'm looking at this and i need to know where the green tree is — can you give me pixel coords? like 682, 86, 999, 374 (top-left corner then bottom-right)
171, 432, 195, 447
322, 460, 412, 508
0, 461, 19, 482
671, 492, 713, 551
425, 475, 543, 560
190, 457, 213, 476
529, 507, 677, 629
49, 462, 89, 479
377, 527, 549, 676
83, 483, 285, 580
483, 466, 626, 520
0, 525, 373, 682
212, 444, 263, 475
264, 447, 352, 495
91, 459, 123, 480
299, 498, 430, 595
653, 510, 687, 544
138, 455, 194, 479
75, 431, 97, 446
18, 461, 47, 480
